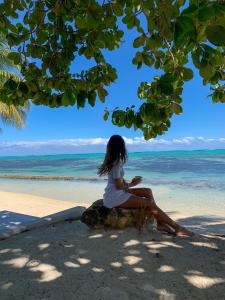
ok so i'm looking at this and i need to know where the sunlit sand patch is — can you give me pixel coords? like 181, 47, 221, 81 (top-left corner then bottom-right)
110, 234, 118, 239
64, 261, 80, 268
156, 289, 176, 300
0, 249, 11, 254
147, 249, 161, 254
88, 234, 103, 239
133, 267, 146, 273
30, 263, 62, 282
64, 244, 74, 248
110, 261, 122, 268
162, 241, 183, 248
77, 258, 91, 265
92, 267, 104, 272
1, 282, 13, 290
26, 260, 40, 268
38, 243, 50, 250
144, 243, 166, 250
187, 270, 203, 275
143, 241, 183, 249
124, 256, 142, 265
184, 274, 225, 289
142, 284, 176, 299
158, 265, 175, 272
190, 241, 218, 249
11, 249, 22, 253
2, 257, 29, 268
124, 239, 140, 247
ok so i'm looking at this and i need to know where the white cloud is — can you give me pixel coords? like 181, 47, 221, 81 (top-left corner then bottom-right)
0, 136, 225, 156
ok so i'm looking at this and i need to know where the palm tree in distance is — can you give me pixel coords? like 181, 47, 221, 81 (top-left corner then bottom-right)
0, 34, 29, 130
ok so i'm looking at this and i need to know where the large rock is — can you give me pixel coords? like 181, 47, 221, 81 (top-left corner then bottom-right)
81, 199, 154, 230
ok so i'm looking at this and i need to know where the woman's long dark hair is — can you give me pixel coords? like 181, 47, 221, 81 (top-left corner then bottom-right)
98, 135, 127, 176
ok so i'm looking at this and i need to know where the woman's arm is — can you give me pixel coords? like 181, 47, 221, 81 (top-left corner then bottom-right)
115, 178, 141, 190
112, 163, 142, 190
114, 178, 128, 190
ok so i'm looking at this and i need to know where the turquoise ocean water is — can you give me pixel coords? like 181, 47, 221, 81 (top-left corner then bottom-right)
0, 150, 225, 217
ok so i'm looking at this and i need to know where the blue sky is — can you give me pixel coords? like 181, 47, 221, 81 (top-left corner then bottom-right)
1, 21, 225, 155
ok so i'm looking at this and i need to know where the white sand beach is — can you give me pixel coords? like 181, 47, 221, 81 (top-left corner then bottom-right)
0, 219, 224, 300
0, 190, 84, 218
0, 190, 225, 299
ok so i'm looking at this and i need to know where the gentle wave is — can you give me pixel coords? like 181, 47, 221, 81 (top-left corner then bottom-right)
0, 175, 224, 190
0, 175, 106, 182
148, 179, 225, 190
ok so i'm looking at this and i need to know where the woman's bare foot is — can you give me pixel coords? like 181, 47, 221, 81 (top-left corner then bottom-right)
157, 224, 175, 235
175, 226, 194, 237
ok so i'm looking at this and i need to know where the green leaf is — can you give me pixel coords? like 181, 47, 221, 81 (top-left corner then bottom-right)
159, 74, 174, 95
174, 16, 196, 48
199, 63, 215, 80
147, 18, 155, 32
171, 102, 183, 114
62, 93, 70, 106
181, 67, 194, 81
146, 35, 162, 50
198, 6, 215, 22
140, 103, 152, 124
18, 82, 29, 95
143, 55, 154, 67
27, 81, 38, 93
103, 109, 109, 121
88, 91, 96, 107
206, 25, 225, 46
98, 88, 108, 102
77, 92, 86, 109
112, 110, 125, 127
133, 36, 145, 48
192, 49, 201, 68
182, 4, 198, 15
124, 109, 135, 128
133, 112, 143, 130
7, 52, 21, 65
177, 0, 186, 6
132, 52, 143, 66
124, 16, 139, 29
112, 4, 123, 16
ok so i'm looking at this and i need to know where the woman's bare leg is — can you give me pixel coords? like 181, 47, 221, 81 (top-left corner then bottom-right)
127, 188, 174, 234
118, 194, 192, 236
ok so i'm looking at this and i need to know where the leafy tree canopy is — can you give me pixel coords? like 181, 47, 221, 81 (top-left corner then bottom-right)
0, 0, 224, 139
0, 34, 29, 130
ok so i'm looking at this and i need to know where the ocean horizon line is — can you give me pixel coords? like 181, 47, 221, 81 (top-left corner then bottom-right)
0, 148, 225, 159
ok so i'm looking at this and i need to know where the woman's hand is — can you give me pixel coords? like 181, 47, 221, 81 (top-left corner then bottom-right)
130, 176, 142, 187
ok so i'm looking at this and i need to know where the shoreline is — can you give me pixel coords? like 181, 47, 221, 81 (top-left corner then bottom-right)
0, 189, 225, 235
0, 190, 85, 218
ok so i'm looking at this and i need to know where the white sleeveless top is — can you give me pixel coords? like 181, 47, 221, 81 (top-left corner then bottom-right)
103, 161, 132, 208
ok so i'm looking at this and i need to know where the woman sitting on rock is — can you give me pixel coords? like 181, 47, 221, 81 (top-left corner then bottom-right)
98, 134, 192, 236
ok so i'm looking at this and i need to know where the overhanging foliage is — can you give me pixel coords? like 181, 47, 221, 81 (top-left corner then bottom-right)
0, 0, 224, 139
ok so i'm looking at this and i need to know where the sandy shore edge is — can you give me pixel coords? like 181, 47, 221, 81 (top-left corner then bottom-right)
0, 190, 88, 217
1, 189, 225, 236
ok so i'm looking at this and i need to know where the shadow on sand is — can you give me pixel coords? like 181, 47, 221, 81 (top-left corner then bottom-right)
0, 215, 224, 300
0, 211, 39, 232
177, 215, 225, 235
